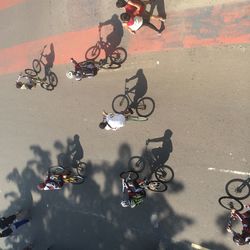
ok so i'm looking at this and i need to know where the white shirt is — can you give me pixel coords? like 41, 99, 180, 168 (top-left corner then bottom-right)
128, 16, 143, 31
105, 113, 125, 130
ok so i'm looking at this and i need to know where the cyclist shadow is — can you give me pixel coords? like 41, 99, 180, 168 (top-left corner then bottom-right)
99, 14, 124, 57
125, 69, 148, 109
55, 134, 84, 169
143, 129, 173, 178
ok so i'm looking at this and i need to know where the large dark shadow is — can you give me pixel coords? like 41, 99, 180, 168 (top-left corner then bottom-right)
2, 140, 192, 249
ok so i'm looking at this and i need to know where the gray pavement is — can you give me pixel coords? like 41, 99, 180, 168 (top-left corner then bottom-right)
0, 1, 249, 249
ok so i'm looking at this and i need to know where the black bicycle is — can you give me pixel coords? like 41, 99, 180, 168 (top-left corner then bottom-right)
218, 196, 244, 211
112, 82, 155, 117
128, 141, 174, 183
225, 177, 250, 200
85, 26, 127, 66
24, 45, 58, 90
120, 171, 167, 192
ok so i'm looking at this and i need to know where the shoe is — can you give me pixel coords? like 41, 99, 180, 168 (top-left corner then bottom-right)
128, 107, 134, 114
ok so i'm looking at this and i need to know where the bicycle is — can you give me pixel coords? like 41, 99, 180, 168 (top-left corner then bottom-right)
218, 196, 244, 211
225, 177, 250, 200
120, 170, 167, 192
48, 162, 86, 184
128, 141, 174, 183
112, 81, 155, 117
85, 26, 127, 66
24, 45, 58, 90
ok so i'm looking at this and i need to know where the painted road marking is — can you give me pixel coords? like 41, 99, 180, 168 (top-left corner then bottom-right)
208, 167, 250, 176
191, 243, 210, 250
0, 0, 27, 11
0, 1, 250, 75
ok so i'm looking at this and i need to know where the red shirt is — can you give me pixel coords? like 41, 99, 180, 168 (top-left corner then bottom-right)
125, 2, 145, 16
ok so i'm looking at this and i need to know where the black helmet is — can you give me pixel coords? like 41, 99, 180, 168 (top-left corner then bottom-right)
233, 234, 245, 245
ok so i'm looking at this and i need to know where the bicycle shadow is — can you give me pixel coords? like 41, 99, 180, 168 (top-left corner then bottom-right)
54, 134, 84, 169
99, 14, 124, 57
148, 129, 173, 166
125, 69, 148, 108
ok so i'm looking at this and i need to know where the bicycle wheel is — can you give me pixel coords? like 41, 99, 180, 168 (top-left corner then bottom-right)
48, 72, 58, 87
127, 116, 148, 122
41, 82, 54, 91
32, 59, 42, 73
136, 97, 155, 117
218, 196, 243, 211
76, 162, 87, 177
154, 165, 174, 183
24, 69, 37, 77
110, 47, 127, 65
85, 45, 101, 60
69, 175, 85, 185
112, 95, 129, 113
128, 156, 146, 172
49, 166, 65, 175
147, 181, 168, 192
120, 171, 139, 181
226, 179, 250, 200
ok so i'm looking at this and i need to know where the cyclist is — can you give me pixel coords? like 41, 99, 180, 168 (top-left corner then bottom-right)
37, 172, 65, 191
70, 58, 98, 80
227, 206, 250, 245
121, 179, 146, 208
16, 74, 37, 90
99, 109, 133, 131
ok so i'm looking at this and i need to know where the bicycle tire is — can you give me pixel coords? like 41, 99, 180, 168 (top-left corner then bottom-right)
49, 166, 65, 175
226, 179, 250, 200
32, 59, 42, 73
112, 94, 129, 114
147, 181, 167, 192
41, 82, 54, 91
76, 162, 87, 177
120, 171, 139, 181
136, 97, 155, 117
69, 175, 85, 185
85, 45, 101, 60
128, 156, 146, 172
154, 165, 174, 183
127, 115, 148, 121
24, 69, 37, 77
218, 196, 243, 211
48, 72, 58, 87
109, 47, 127, 65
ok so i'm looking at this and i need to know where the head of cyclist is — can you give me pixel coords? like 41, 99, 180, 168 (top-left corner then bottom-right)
120, 12, 131, 23
99, 122, 108, 129
116, 0, 127, 8
121, 200, 130, 208
233, 234, 246, 245
16, 82, 23, 89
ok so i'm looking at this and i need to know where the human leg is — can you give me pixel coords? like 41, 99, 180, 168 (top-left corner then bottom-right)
142, 18, 161, 33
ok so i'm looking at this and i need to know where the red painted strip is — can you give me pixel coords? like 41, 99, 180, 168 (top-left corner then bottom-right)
0, 1, 250, 75
0, 0, 27, 10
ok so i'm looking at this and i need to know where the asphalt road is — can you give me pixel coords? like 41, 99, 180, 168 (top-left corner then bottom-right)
0, 0, 249, 249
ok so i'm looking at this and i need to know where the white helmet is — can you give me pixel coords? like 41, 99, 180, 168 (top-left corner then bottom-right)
121, 200, 130, 208
66, 71, 74, 79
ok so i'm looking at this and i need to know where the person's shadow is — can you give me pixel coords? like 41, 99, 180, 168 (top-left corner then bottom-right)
148, 129, 173, 166
149, 0, 167, 20
99, 14, 124, 57
43, 43, 55, 81
125, 69, 148, 108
